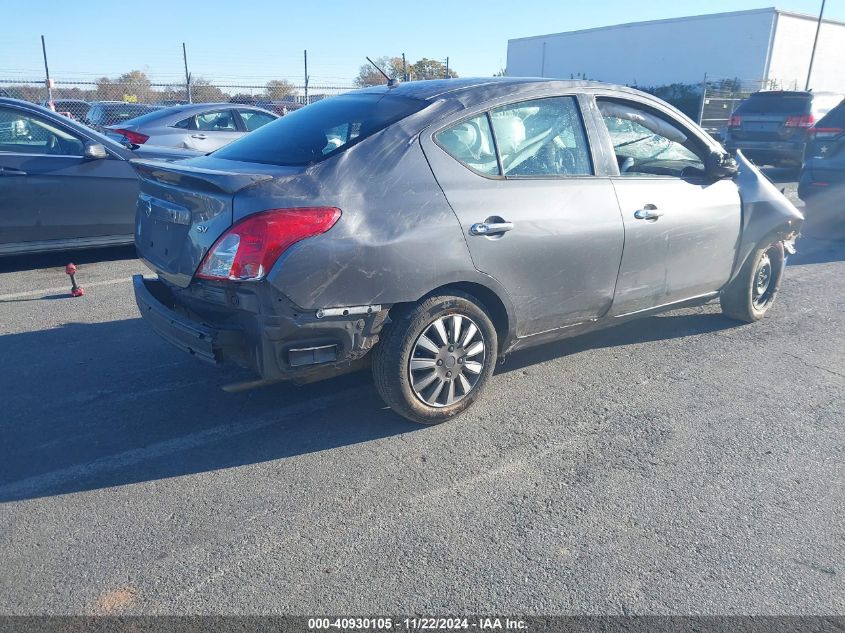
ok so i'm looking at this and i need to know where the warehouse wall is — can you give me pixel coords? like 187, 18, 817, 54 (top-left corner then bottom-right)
506, 9, 777, 86
768, 14, 845, 92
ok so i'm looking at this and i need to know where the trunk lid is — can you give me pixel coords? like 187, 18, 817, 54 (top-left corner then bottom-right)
131, 156, 281, 287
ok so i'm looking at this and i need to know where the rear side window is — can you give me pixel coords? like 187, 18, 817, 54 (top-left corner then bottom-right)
195, 110, 238, 131
490, 96, 592, 176
239, 109, 276, 132
735, 94, 811, 114
435, 114, 499, 175
214, 94, 427, 166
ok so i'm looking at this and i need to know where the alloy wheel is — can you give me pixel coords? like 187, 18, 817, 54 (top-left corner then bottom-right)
408, 313, 486, 407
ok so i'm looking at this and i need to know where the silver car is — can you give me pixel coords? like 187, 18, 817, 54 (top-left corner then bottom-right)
131, 78, 803, 424
106, 103, 278, 152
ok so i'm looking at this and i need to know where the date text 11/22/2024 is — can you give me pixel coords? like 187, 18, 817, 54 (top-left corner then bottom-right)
307, 617, 527, 630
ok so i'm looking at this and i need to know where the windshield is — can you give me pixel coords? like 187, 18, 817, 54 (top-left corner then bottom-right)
213, 93, 427, 166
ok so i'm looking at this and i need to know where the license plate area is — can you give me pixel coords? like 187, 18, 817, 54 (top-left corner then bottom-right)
136, 194, 191, 271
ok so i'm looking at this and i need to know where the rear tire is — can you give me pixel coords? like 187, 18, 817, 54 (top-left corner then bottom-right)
721, 241, 785, 322
372, 292, 498, 424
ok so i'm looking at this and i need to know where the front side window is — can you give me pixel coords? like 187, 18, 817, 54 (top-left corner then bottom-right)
0, 107, 84, 155
598, 99, 705, 177
435, 114, 499, 175
490, 96, 592, 177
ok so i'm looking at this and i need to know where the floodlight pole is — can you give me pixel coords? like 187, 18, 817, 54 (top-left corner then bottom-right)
805, 0, 826, 91
183, 42, 192, 103
304, 50, 309, 104
41, 35, 53, 104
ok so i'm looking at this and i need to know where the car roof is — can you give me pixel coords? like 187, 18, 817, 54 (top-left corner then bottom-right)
352, 77, 667, 113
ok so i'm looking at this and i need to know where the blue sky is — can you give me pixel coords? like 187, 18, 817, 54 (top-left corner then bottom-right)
0, 0, 840, 87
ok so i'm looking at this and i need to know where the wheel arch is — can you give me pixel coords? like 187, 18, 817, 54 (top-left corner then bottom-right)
389, 278, 517, 354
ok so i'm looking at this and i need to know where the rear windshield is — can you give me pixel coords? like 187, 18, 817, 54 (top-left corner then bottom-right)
88, 104, 154, 125
117, 108, 170, 127
735, 94, 811, 114
213, 93, 427, 166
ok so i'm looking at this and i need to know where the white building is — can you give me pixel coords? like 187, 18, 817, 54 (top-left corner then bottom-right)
506, 7, 845, 92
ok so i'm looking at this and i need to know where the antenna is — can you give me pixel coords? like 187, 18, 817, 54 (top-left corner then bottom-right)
366, 56, 399, 87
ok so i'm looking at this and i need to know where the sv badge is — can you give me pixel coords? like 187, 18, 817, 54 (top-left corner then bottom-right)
196, 225, 209, 233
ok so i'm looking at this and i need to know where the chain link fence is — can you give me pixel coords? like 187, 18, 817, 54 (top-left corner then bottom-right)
698, 78, 780, 140
0, 78, 355, 126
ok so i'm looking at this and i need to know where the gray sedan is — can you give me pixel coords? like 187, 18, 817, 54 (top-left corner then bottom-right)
105, 103, 278, 152
0, 98, 198, 255
131, 78, 803, 424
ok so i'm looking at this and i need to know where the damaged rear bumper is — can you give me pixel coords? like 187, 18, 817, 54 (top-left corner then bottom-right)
133, 275, 389, 382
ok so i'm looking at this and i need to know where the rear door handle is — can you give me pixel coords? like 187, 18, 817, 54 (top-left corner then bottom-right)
634, 204, 663, 221
470, 221, 514, 236
190, 134, 207, 139
0, 166, 27, 176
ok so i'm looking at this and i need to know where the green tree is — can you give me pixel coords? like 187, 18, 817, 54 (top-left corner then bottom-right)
115, 70, 153, 102
191, 78, 227, 103
409, 58, 457, 81
265, 79, 295, 100
354, 56, 405, 87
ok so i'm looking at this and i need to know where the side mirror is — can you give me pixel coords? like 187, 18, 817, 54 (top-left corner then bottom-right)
83, 141, 108, 160
706, 150, 738, 179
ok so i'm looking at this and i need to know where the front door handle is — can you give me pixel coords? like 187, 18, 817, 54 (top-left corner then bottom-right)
0, 166, 27, 176
634, 204, 663, 221
470, 221, 514, 236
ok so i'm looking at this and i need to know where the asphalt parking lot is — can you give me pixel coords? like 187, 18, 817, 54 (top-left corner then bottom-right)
0, 173, 843, 615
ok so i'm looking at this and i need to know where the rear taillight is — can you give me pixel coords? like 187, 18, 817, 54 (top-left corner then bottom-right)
808, 127, 844, 139
785, 114, 815, 128
196, 207, 341, 281
729, 115, 742, 127
113, 128, 149, 144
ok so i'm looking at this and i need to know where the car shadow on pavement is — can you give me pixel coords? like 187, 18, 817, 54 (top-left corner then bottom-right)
0, 318, 420, 503
0, 306, 750, 503
499, 310, 738, 374
0, 245, 137, 273
789, 237, 845, 265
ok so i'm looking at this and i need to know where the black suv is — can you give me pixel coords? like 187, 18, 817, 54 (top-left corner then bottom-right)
725, 91, 843, 167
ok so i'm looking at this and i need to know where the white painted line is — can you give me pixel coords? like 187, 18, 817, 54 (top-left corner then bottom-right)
0, 277, 131, 301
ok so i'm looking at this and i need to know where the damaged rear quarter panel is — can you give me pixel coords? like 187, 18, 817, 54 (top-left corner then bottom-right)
231, 117, 497, 312
732, 152, 804, 280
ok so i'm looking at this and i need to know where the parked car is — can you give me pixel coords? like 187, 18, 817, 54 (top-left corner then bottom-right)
132, 78, 802, 424
84, 101, 161, 131
0, 98, 198, 255
798, 97, 845, 236
105, 103, 279, 152
724, 90, 843, 167
41, 99, 90, 122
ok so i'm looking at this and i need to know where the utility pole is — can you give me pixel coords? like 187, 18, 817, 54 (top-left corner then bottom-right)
445, 57, 449, 79
41, 35, 53, 105
805, 0, 826, 90
402, 53, 407, 81
304, 50, 309, 105
183, 42, 192, 103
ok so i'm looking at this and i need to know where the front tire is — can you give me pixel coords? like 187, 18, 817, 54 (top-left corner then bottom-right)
721, 241, 785, 322
372, 292, 498, 424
